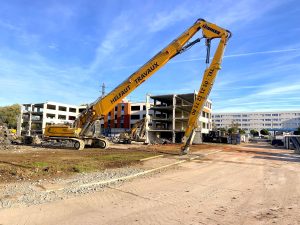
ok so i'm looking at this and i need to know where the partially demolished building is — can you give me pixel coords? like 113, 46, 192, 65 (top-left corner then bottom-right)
146, 93, 212, 144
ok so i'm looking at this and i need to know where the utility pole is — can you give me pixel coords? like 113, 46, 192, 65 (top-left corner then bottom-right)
101, 83, 105, 97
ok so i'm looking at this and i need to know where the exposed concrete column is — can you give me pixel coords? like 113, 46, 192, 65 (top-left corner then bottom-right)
145, 94, 150, 144
172, 94, 176, 143
181, 97, 184, 130
16, 104, 22, 136
55, 104, 58, 119
28, 104, 32, 136
153, 99, 156, 130
42, 103, 47, 133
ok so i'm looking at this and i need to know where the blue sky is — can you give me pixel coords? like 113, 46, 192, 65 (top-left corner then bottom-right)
0, 0, 300, 112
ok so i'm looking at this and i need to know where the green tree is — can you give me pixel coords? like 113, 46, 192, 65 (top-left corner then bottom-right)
219, 127, 227, 133
260, 129, 269, 135
0, 104, 21, 129
250, 129, 259, 136
238, 129, 246, 135
228, 122, 239, 134
294, 126, 300, 135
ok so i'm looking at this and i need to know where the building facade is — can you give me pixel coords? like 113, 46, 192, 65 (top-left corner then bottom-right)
21, 96, 213, 140
103, 102, 130, 129
212, 111, 300, 132
21, 102, 85, 136
129, 102, 148, 127
103, 101, 148, 130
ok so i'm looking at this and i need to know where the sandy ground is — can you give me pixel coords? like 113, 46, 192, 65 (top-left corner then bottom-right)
1, 143, 300, 225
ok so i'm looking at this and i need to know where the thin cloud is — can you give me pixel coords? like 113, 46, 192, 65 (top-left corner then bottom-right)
213, 0, 285, 26
148, 7, 192, 32
255, 83, 300, 96
224, 48, 300, 58
171, 48, 300, 63
88, 14, 132, 73
212, 81, 300, 112
98, 48, 300, 71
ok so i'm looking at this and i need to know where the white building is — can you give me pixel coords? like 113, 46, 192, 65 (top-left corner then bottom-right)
129, 102, 148, 128
212, 111, 300, 133
20, 102, 86, 136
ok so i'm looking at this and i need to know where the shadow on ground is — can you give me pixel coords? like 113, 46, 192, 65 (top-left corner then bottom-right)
242, 144, 284, 150
253, 155, 300, 163
236, 148, 300, 163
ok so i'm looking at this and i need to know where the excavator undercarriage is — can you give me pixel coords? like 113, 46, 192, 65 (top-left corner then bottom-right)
43, 122, 109, 150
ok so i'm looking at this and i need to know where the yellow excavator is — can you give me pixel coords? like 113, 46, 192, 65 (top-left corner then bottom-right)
44, 18, 231, 154
117, 118, 147, 144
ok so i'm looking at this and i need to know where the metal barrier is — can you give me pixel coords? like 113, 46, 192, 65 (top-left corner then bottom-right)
284, 135, 300, 154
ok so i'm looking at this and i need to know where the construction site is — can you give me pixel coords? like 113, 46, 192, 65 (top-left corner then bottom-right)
1, 2, 300, 224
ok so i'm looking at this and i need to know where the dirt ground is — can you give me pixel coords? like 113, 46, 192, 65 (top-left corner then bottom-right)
1, 142, 300, 225
0, 145, 157, 183
0, 142, 226, 183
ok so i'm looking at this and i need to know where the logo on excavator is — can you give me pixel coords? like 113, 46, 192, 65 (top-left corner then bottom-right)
202, 24, 220, 35
208, 68, 214, 76
134, 62, 159, 85
110, 85, 131, 104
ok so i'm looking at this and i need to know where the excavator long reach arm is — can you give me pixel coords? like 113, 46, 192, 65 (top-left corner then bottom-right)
44, 18, 231, 152
181, 27, 231, 154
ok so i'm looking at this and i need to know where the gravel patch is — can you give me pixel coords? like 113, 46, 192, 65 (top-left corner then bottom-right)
0, 167, 145, 208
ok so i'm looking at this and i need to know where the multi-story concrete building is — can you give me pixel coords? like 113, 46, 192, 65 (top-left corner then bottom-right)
103, 101, 153, 136
103, 101, 130, 130
21, 96, 213, 140
20, 100, 147, 136
129, 102, 148, 127
146, 93, 212, 143
212, 111, 300, 133
21, 102, 86, 136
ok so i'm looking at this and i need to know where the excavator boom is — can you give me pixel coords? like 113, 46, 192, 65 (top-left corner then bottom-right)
77, 19, 231, 135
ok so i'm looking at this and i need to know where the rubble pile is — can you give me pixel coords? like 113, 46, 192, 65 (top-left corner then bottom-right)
147, 132, 171, 145
23, 135, 41, 145
0, 124, 20, 150
0, 124, 12, 144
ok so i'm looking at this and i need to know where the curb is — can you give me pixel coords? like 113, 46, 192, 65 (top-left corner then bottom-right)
45, 160, 185, 192
140, 154, 164, 161
45, 150, 222, 193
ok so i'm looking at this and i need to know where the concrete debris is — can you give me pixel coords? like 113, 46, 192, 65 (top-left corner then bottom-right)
0, 124, 21, 150
23, 135, 41, 145
148, 133, 171, 145
0, 124, 11, 144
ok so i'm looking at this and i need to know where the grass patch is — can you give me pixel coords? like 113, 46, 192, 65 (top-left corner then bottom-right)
0, 149, 157, 183
96, 152, 155, 162
71, 165, 94, 173
32, 162, 49, 167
